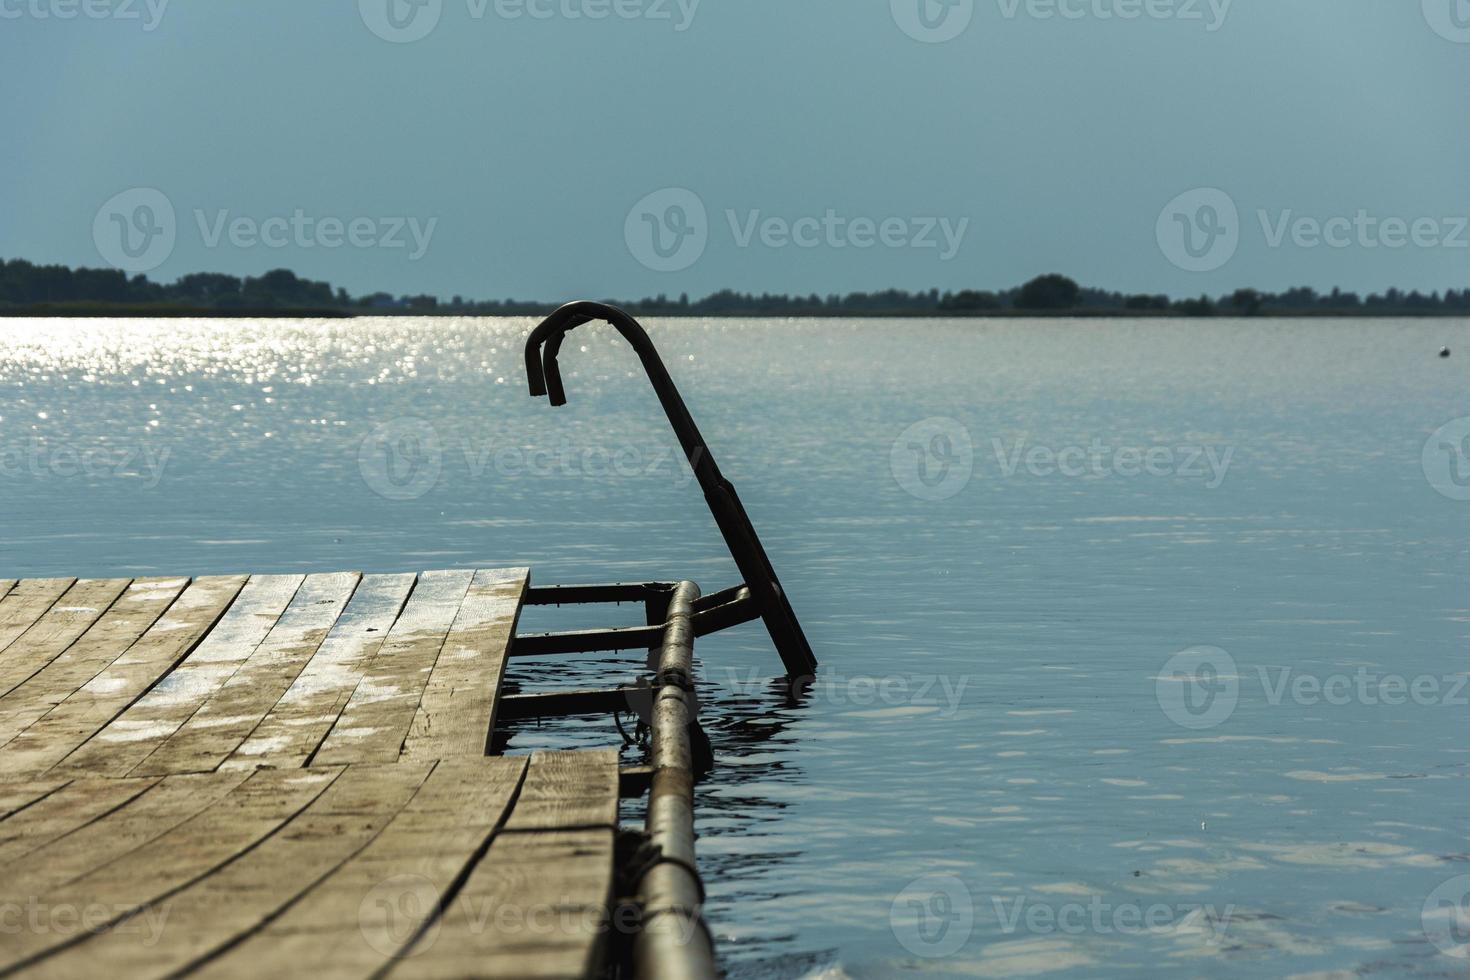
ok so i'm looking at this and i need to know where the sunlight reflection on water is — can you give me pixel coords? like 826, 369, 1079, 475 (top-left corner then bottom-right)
3, 316, 1470, 978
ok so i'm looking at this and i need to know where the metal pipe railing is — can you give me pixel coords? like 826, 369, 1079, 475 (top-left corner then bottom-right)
631, 581, 716, 980
525, 303, 817, 685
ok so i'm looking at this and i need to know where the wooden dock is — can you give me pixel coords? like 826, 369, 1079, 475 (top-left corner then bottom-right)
0, 303, 822, 979
0, 571, 718, 979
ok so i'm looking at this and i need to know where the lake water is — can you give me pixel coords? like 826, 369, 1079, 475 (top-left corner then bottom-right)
2, 316, 1469, 978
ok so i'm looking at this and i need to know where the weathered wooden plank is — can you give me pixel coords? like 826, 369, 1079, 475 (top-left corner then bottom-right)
313, 570, 475, 766
53, 574, 303, 778
0, 576, 247, 778
0, 770, 252, 898
504, 748, 620, 832
401, 828, 617, 980
0, 578, 76, 656
187, 756, 527, 979
223, 573, 416, 771
0, 579, 132, 699
0, 778, 70, 821
393, 751, 620, 979
0, 580, 17, 602
0, 578, 188, 749
0, 766, 342, 973
22, 763, 432, 979
132, 572, 361, 776
402, 567, 529, 762
0, 775, 158, 865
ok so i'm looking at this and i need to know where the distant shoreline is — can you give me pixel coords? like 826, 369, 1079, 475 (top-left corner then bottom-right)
1, 305, 354, 319
5, 259, 1469, 320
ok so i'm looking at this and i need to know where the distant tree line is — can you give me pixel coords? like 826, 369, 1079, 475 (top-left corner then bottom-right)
4, 258, 1470, 318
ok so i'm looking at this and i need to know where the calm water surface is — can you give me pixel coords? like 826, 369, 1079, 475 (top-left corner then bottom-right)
2, 316, 1469, 978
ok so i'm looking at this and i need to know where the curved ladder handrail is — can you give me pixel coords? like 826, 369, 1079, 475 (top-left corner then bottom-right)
525, 301, 817, 681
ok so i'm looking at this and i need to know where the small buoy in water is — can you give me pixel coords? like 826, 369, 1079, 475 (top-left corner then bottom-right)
1442, 347, 1452, 358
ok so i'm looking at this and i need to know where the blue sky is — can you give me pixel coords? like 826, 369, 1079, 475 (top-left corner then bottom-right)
2, 0, 1467, 300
